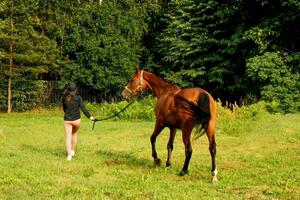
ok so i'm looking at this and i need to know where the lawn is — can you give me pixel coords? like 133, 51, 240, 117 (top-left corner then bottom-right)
0, 109, 299, 199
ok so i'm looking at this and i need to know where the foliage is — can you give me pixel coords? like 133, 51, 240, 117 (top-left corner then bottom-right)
0, 0, 299, 113
147, 0, 299, 113
86, 96, 156, 121
246, 52, 300, 113
0, 0, 64, 111
0, 0, 161, 111
151, 0, 249, 101
11, 80, 46, 112
59, 0, 160, 100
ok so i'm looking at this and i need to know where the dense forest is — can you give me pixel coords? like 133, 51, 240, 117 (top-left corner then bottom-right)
0, 0, 299, 113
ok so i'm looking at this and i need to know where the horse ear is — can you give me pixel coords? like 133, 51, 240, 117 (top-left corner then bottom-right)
134, 65, 139, 72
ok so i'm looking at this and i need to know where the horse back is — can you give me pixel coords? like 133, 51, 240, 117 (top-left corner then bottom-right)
179, 87, 216, 117
176, 87, 216, 124
155, 87, 216, 128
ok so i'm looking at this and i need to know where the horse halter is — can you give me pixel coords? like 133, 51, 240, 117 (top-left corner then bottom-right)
124, 70, 144, 95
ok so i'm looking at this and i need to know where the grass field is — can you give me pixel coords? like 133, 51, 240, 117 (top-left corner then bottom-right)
0, 109, 299, 199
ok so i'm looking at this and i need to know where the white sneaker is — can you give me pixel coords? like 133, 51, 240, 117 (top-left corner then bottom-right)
70, 150, 75, 157
66, 155, 72, 161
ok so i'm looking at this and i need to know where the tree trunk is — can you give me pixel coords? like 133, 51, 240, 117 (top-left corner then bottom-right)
7, 1, 14, 113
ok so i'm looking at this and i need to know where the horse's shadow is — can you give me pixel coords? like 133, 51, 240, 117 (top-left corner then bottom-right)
96, 149, 154, 169
21, 144, 155, 170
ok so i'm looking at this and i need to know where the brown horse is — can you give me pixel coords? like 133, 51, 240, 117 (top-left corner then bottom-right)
122, 69, 217, 183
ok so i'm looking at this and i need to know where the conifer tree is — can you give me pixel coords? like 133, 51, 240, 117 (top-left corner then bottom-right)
0, 0, 62, 111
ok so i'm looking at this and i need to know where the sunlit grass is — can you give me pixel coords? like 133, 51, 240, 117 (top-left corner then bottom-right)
0, 110, 299, 199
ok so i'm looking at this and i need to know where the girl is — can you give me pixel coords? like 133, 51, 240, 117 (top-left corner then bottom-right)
62, 83, 94, 160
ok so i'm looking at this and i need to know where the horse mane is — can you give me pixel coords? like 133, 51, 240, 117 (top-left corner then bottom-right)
143, 71, 180, 96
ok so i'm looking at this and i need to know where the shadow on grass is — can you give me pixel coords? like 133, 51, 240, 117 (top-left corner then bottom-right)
21, 144, 64, 158
20, 143, 154, 169
96, 149, 154, 169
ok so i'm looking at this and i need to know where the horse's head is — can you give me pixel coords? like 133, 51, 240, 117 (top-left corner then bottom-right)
122, 69, 148, 100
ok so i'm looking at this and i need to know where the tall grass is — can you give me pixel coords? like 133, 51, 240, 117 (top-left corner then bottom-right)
216, 101, 270, 136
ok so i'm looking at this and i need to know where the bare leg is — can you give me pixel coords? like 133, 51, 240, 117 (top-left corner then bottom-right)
64, 121, 73, 156
71, 119, 81, 155
71, 133, 77, 153
166, 128, 176, 167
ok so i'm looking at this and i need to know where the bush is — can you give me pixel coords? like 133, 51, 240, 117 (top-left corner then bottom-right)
86, 97, 275, 137
12, 80, 46, 112
246, 52, 300, 113
85, 96, 156, 121
0, 80, 46, 112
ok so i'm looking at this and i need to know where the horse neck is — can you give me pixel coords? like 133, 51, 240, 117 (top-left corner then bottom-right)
144, 72, 177, 98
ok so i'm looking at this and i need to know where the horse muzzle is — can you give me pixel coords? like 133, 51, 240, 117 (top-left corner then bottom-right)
122, 89, 132, 101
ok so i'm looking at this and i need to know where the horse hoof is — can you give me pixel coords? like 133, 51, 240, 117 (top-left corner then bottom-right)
178, 170, 189, 176
211, 176, 218, 183
166, 162, 171, 168
154, 158, 162, 166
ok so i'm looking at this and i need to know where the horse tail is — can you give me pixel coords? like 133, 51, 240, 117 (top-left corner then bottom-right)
193, 92, 211, 139
176, 92, 211, 139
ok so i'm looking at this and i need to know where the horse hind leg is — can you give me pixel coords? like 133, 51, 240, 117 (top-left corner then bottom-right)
179, 125, 193, 176
150, 122, 164, 166
166, 128, 176, 167
206, 122, 217, 183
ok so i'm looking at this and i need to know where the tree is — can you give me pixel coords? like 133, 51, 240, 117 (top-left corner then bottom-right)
242, 0, 300, 112
7, 0, 13, 113
147, 0, 299, 112
153, 0, 247, 102
0, 0, 162, 110
0, 0, 63, 111
60, 0, 160, 101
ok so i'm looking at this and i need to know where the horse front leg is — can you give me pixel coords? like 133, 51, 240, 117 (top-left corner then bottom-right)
179, 127, 193, 176
166, 128, 176, 167
150, 122, 164, 166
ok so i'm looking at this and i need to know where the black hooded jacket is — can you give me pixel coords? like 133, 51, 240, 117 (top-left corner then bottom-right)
62, 95, 91, 121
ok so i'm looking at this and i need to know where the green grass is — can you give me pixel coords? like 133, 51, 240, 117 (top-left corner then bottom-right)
0, 109, 299, 199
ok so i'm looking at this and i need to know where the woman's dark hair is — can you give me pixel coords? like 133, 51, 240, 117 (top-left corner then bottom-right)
61, 83, 78, 101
